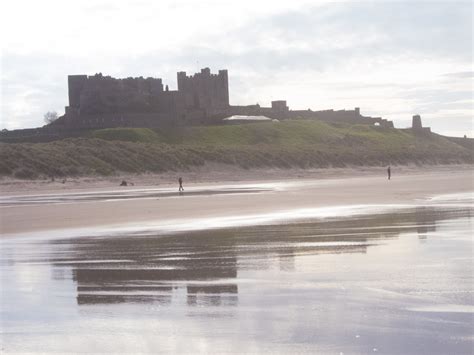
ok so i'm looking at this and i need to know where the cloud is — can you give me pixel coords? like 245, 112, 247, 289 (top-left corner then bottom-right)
0, 0, 472, 136
442, 71, 474, 79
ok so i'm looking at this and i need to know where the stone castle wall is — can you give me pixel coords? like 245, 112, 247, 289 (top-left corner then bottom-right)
177, 68, 229, 115
67, 73, 170, 115
61, 68, 231, 129
48, 67, 396, 130
209, 105, 393, 128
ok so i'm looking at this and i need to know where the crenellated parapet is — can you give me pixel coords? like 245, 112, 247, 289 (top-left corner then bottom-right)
177, 68, 229, 114
60, 68, 232, 129
286, 107, 394, 127
56, 68, 395, 130
66, 73, 165, 115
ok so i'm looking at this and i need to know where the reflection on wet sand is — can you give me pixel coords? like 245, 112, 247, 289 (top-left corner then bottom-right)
414, 208, 439, 239
1, 200, 473, 354
0, 186, 272, 207
45, 206, 470, 306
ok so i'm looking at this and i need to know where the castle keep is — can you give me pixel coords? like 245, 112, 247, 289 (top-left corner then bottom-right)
53, 67, 394, 129
177, 68, 229, 114
62, 68, 229, 128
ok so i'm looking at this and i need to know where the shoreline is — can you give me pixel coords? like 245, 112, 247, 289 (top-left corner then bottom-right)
0, 163, 472, 195
1, 166, 472, 236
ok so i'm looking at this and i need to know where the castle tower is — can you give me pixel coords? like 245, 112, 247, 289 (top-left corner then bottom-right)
218, 69, 229, 107
412, 114, 422, 130
271, 100, 289, 112
176, 68, 229, 113
68, 75, 88, 108
177, 71, 187, 91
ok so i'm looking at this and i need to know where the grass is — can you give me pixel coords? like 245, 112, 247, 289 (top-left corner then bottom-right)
1, 120, 472, 179
90, 128, 162, 143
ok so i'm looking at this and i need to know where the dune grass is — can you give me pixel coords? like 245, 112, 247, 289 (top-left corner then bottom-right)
90, 127, 162, 143
1, 120, 471, 179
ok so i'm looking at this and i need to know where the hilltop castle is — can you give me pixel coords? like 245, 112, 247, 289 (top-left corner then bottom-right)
52, 67, 394, 129
61, 68, 229, 128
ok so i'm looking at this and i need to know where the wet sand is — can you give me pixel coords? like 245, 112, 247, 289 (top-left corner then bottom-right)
1, 167, 473, 354
1, 168, 473, 235
1, 197, 473, 354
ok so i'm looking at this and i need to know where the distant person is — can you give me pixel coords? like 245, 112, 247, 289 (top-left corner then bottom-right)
178, 177, 184, 192
387, 166, 391, 180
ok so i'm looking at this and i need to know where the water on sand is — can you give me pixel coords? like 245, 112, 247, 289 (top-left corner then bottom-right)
1, 195, 473, 354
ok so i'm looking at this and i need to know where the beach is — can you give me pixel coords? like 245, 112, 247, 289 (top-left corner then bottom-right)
0, 166, 473, 354
1, 166, 472, 236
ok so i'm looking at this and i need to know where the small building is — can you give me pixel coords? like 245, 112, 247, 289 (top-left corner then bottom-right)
411, 114, 431, 134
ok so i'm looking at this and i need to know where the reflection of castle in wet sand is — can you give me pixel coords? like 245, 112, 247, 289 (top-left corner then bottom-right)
414, 208, 439, 239
72, 236, 239, 306
49, 207, 470, 306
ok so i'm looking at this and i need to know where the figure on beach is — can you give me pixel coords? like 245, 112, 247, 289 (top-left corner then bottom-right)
387, 166, 391, 180
178, 177, 184, 192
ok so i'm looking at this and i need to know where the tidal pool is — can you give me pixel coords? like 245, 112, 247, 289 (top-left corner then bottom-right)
1, 197, 472, 354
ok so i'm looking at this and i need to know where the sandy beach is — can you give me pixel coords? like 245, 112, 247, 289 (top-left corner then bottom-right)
2, 166, 473, 354
1, 165, 472, 236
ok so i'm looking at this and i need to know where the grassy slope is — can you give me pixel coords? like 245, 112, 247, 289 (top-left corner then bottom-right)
1, 121, 472, 179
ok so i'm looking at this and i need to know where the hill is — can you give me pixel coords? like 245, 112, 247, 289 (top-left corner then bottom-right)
0, 120, 472, 179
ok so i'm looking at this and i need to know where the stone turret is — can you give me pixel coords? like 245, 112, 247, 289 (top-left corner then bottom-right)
68, 75, 88, 108
271, 100, 289, 112
176, 68, 230, 113
412, 115, 422, 130
412, 114, 431, 134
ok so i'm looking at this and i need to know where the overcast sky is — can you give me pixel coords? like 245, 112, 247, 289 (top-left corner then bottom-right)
1, 0, 472, 136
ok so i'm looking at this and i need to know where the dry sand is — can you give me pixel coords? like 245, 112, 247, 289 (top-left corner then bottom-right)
1, 165, 473, 236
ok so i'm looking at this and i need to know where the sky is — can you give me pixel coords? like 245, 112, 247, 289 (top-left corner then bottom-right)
1, 0, 472, 136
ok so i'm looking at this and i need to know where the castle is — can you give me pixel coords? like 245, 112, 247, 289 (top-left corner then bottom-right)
60, 68, 229, 128
52, 67, 396, 129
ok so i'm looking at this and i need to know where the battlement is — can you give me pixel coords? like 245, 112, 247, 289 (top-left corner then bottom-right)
177, 68, 229, 112
58, 67, 395, 130
67, 73, 165, 113
62, 68, 230, 128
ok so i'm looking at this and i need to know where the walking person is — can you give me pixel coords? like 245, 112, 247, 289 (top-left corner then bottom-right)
387, 165, 391, 180
178, 177, 184, 192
